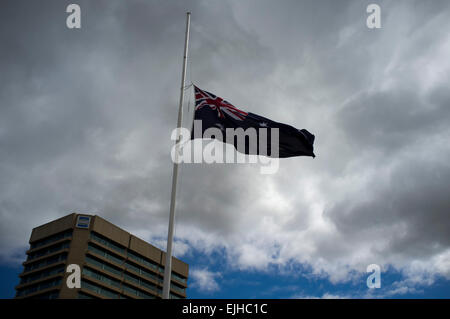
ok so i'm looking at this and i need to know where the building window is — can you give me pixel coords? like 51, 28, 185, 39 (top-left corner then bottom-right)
20, 265, 65, 285
90, 232, 126, 255
125, 260, 163, 285
140, 267, 162, 284
87, 243, 124, 266
16, 278, 62, 298
30, 230, 72, 250
122, 283, 156, 299
171, 271, 188, 285
85, 255, 122, 277
127, 250, 163, 273
27, 241, 70, 261
23, 253, 68, 273
124, 261, 141, 274
82, 267, 121, 288
171, 282, 186, 295
81, 280, 119, 299
123, 271, 160, 293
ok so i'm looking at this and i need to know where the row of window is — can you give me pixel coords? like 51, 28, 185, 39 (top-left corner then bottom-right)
85, 255, 122, 277
124, 262, 185, 295
85, 253, 186, 297
83, 267, 121, 289
171, 271, 188, 285
122, 283, 156, 299
20, 265, 65, 285
170, 282, 186, 295
80, 276, 157, 300
81, 279, 119, 299
77, 290, 183, 300
30, 229, 72, 250
124, 271, 161, 294
16, 277, 62, 297
78, 291, 122, 299
87, 243, 123, 265
128, 250, 163, 273
24, 253, 67, 273
124, 260, 162, 284
27, 241, 70, 261
90, 232, 126, 255
89, 232, 187, 285
84, 256, 162, 295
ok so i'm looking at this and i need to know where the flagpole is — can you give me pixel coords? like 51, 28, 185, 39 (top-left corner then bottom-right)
162, 12, 191, 300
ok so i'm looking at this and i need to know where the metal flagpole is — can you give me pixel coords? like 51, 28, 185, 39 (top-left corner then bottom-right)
162, 12, 191, 300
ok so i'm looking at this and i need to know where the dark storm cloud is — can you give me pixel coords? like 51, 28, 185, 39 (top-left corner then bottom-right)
0, 0, 276, 260
325, 158, 450, 250
336, 85, 450, 154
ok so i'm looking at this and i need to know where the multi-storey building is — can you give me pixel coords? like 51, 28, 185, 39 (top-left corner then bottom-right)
15, 213, 188, 299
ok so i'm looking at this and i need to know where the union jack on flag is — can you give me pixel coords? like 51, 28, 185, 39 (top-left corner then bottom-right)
194, 86, 248, 121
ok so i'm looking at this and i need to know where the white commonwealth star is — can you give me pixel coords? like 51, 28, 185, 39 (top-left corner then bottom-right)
259, 122, 268, 127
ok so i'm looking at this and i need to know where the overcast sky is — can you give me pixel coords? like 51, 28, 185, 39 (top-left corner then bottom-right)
1, 0, 450, 298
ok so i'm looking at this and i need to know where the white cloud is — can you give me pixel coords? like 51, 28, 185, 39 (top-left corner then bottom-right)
190, 268, 222, 293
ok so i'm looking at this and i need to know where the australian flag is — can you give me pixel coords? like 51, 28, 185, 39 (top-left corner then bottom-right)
192, 85, 315, 158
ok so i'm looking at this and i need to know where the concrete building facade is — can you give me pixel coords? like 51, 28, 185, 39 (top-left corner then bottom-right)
15, 213, 188, 299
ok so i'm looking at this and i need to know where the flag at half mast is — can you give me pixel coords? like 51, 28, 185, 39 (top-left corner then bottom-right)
191, 85, 316, 158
